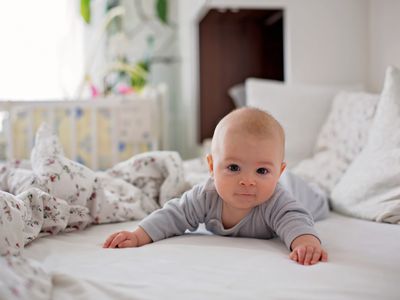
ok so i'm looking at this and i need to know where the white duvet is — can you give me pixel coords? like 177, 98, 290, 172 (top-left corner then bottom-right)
0, 124, 189, 299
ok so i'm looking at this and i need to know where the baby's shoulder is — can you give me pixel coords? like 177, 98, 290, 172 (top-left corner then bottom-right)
259, 184, 295, 209
188, 177, 218, 199
199, 177, 218, 193
274, 183, 293, 199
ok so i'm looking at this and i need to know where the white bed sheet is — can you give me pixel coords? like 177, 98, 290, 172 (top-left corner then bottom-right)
24, 212, 400, 300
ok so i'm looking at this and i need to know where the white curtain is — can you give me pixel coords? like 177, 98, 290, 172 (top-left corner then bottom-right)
0, 0, 84, 100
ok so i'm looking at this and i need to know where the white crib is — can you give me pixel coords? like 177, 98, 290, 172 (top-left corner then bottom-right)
0, 85, 168, 170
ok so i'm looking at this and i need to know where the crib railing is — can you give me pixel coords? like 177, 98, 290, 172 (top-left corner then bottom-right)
0, 85, 167, 170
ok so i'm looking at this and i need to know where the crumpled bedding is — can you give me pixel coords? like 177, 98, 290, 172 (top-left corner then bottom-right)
0, 124, 190, 299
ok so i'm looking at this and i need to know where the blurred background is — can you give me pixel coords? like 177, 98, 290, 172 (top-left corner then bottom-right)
0, 0, 399, 161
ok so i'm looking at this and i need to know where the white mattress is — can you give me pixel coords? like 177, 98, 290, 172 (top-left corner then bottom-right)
24, 212, 400, 300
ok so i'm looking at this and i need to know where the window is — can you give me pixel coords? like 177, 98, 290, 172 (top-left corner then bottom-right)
0, 0, 84, 100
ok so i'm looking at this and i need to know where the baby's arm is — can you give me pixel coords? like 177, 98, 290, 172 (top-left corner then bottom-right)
289, 234, 328, 265
103, 183, 208, 248
103, 226, 152, 248
266, 186, 328, 265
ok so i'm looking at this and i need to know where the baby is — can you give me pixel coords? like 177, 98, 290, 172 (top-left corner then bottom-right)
103, 107, 328, 265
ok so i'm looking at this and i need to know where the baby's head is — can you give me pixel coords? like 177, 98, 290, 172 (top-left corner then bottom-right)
210, 107, 285, 160
207, 107, 286, 210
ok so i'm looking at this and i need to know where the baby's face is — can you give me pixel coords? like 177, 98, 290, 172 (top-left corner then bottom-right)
208, 131, 285, 213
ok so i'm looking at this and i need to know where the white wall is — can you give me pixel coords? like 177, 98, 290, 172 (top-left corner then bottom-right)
178, 0, 369, 158
368, 0, 400, 92
177, 0, 207, 158
0, 1, 84, 100
287, 0, 368, 85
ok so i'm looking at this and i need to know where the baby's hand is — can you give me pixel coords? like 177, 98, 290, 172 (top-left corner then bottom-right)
103, 227, 151, 248
289, 234, 328, 265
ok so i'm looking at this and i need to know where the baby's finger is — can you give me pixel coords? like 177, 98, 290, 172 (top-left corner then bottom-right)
297, 247, 306, 264
321, 249, 328, 262
109, 233, 128, 248
118, 239, 137, 248
303, 246, 314, 265
289, 251, 298, 262
103, 232, 120, 248
310, 249, 322, 265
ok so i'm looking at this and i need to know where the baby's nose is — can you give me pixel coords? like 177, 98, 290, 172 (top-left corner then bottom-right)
239, 177, 256, 186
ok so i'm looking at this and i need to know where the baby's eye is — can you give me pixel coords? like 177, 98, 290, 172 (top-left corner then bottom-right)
227, 164, 240, 172
256, 168, 269, 175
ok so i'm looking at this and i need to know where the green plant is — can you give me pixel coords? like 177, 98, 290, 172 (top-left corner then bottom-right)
80, 0, 91, 23
80, 0, 169, 25
79, 0, 173, 96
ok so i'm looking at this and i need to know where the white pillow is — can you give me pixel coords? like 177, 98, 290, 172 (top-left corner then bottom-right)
331, 66, 400, 224
228, 83, 246, 107
245, 79, 348, 167
293, 91, 379, 195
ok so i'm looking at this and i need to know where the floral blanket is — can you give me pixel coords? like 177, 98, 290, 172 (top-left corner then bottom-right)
0, 124, 190, 299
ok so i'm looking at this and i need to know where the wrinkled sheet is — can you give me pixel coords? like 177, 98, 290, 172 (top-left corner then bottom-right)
23, 212, 400, 300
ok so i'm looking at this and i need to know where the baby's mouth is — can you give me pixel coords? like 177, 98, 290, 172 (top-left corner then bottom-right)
236, 192, 256, 197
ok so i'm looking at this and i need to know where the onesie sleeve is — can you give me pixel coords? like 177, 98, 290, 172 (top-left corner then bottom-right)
138, 183, 209, 242
265, 185, 320, 250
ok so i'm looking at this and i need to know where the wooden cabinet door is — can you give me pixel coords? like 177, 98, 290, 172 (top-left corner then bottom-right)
199, 9, 284, 142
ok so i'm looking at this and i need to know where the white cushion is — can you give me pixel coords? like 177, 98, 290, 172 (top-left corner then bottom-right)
245, 79, 346, 167
331, 66, 400, 224
293, 91, 379, 195
228, 83, 246, 107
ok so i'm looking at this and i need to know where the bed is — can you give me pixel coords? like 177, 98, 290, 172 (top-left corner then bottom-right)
23, 212, 400, 300
1, 68, 400, 300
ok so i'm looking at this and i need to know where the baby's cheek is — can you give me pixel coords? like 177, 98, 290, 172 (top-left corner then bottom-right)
258, 184, 276, 201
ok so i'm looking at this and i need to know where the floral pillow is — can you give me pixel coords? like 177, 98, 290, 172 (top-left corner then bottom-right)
293, 91, 379, 196
30, 123, 102, 219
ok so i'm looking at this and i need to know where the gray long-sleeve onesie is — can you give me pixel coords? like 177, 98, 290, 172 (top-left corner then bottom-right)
139, 177, 321, 250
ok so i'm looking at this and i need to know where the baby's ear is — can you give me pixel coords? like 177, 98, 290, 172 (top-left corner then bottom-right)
206, 154, 214, 174
279, 162, 287, 176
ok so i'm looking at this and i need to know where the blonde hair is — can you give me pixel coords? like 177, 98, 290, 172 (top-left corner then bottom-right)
211, 107, 285, 158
